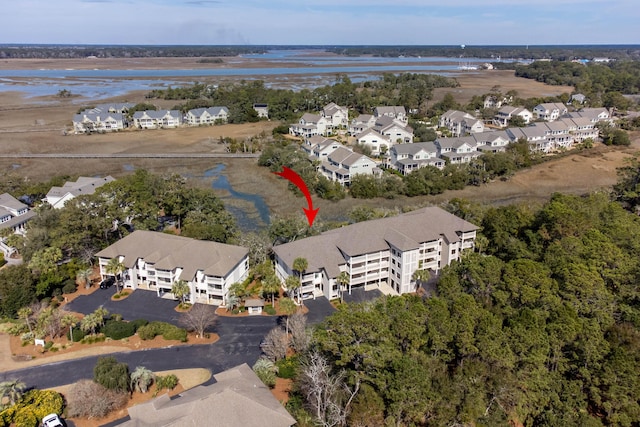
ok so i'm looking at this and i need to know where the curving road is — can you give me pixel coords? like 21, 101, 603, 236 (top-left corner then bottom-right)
0, 290, 335, 390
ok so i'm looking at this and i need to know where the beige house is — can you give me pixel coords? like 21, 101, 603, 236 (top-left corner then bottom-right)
96, 231, 249, 306
119, 364, 296, 427
273, 207, 477, 300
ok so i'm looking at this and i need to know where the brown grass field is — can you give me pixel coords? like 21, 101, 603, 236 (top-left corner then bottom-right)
1, 62, 638, 227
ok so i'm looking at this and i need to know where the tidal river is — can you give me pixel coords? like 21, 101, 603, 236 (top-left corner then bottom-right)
204, 164, 271, 232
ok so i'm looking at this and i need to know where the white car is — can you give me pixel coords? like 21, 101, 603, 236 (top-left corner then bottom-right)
42, 414, 64, 427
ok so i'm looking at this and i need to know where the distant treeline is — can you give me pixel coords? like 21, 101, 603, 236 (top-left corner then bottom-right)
327, 45, 640, 61
0, 45, 267, 59
2, 44, 639, 60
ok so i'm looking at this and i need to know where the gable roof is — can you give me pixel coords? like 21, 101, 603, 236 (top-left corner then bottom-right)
121, 364, 295, 427
95, 230, 248, 280
273, 207, 478, 279
46, 176, 115, 200
133, 110, 181, 120
391, 141, 437, 156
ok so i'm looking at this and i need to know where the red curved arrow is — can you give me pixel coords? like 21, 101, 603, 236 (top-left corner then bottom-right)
274, 166, 319, 227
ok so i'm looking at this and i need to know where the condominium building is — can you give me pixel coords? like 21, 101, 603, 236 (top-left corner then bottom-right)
273, 207, 478, 300
96, 230, 249, 306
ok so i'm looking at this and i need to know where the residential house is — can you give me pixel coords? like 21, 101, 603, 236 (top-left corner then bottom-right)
567, 107, 612, 124
373, 116, 414, 143
506, 126, 553, 153
535, 121, 574, 150
0, 193, 35, 235
119, 364, 296, 427
475, 130, 512, 153
532, 102, 568, 122
273, 207, 478, 300
89, 103, 135, 114
386, 142, 444, 175
493, 106, 533, 128
73, 112, 125, 133
301, 136, 341, 160
253, 103, 269, 119
186, 106, 229, 126
483, 95, 512, 109
568, 93, 587, 105
560, 117, 599, 143
289, 113, 328, 138
96, 230, 249, 306
374, 106, 408, 125
439, 110, 485, 136
349, 114, 376, 135
45, 176, 115, 209
321, 102, 349, 131
355, 128, 392, 156
435, 136, 483, 164
132, 110, 182, 129
320, 147, 376, 186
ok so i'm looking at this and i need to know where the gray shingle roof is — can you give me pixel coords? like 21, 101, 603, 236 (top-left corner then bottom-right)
95, 230, 248, 281
273, 207, 478, 279
46, 176, 115, 199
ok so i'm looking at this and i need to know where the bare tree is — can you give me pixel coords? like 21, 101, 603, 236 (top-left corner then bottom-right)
289, 312, 310, 353
298, 350, 360, 427
261, 327, 288, 362
66, 380, 128, 418
179, 304, 216, 338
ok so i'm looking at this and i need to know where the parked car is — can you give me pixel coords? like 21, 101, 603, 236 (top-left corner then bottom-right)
100, 277, 115, 289
42, 413, 64, 427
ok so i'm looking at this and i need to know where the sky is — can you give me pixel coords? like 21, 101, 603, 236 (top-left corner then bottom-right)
2, 0, 639, 46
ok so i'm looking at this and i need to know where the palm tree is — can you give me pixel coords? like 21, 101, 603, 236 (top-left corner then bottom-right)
226, 295, 239, 312
261, 273, 281, 306
292, 257, 308, 303
279, 297, 297, 336
285, 275, 301, 303
336, 271, 350, 303
130, 366, 155, 393
0, 380, 26, 409
412, 269, 431, 292
171, 280, 190, 305
105, 257, 126, 294
77, 267, 94, 289
80, 313, 101, 335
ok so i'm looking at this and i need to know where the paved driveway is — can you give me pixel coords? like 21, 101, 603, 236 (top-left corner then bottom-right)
68, 289, 184, 325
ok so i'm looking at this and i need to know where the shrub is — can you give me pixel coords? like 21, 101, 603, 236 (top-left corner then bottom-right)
113, 294, 121, 299
44, 341, 54, 350
103, 320, 135, 340
66, 380, 128, 418
137, 321, 187, 342
276, 355, 299, 379
70, 328, 85, 342
0, 389, 65, 427
253, 357, 278, 388
62, 280, 77, 294
20, 332, 34, 342
130, 318, 149, 331
155, 374, 178, 392
94, 356, 130, 392
264, 305, 276, 315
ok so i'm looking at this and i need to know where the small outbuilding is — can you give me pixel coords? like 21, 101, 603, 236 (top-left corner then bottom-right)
245, 298, 265, 315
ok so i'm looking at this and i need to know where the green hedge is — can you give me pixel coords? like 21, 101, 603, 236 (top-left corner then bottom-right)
0, 389, 64, 427
103, 320, 136, 340
130, 318, 149, 331
276, 355, 299, 379
137, 321, 187, 342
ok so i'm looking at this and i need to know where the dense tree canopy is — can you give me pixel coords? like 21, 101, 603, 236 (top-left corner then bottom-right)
300, 192, 640, 426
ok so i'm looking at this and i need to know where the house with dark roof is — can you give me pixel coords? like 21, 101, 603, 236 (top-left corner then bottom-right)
253, 103, 269, 119
186, 106, 229, 126
273, 207, 478, 299
132, 110, 182, 129
96, 231, 249, 306
117, 364, 295, 427
45, 176, 115, 209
